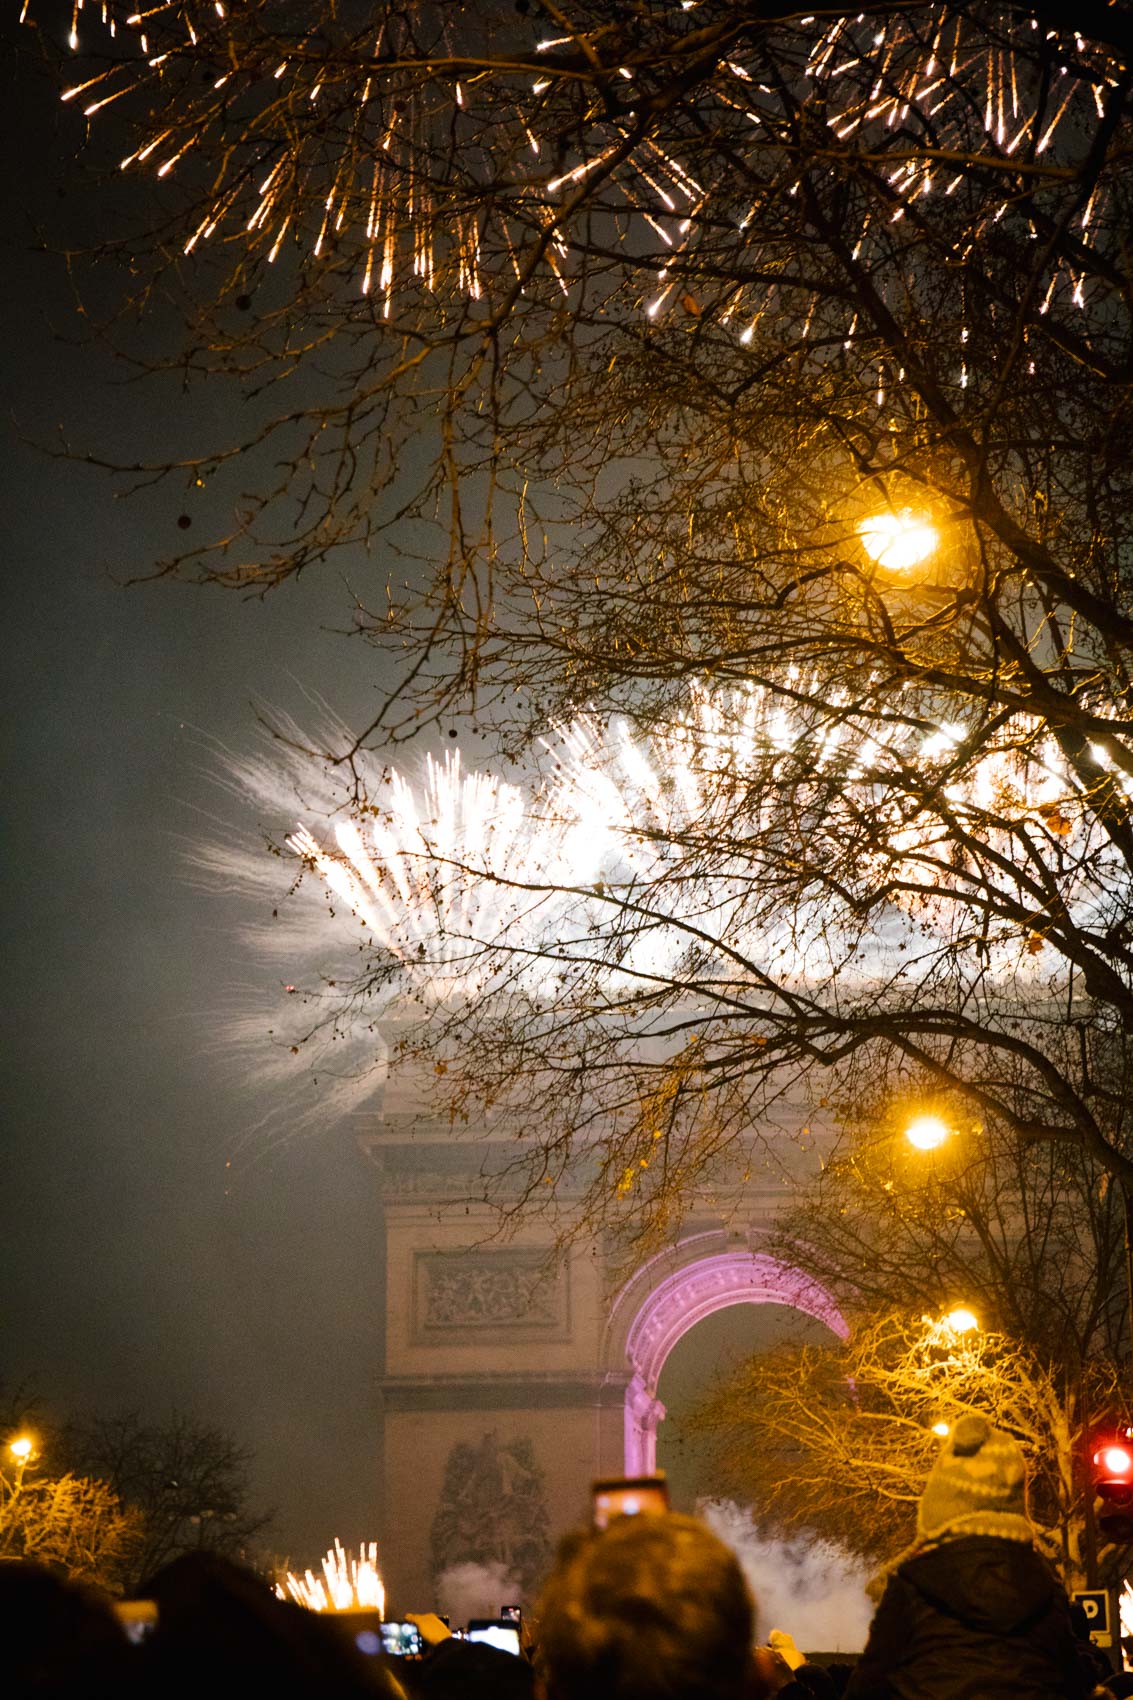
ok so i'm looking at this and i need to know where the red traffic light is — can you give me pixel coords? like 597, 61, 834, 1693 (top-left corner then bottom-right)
1094, 1444, 1133, 1477
1093, 1435, 1133, 1523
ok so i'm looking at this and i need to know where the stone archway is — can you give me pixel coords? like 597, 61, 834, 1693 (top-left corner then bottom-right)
615, 1246, 848, 1474
370, 1130, 849, 1606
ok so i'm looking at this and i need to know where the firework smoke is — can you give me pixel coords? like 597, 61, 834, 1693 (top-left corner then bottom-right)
435, 1559, 520, 1626
700, 1499, 871, 1653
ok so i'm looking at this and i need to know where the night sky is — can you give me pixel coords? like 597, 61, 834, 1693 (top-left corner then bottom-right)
2, 21, 395, 1561
1, 16, 821, 1571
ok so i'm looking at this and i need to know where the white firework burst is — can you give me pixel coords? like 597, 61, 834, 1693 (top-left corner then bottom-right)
199, 679, 1116, 1142
287, 749, 575, 986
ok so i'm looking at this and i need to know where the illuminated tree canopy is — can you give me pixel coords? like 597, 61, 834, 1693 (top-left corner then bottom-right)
684, 1114, 1132, 1582
0, 1462, 141, 1590
25, 3, 1133, 1231
688, 1309, 1122, 1584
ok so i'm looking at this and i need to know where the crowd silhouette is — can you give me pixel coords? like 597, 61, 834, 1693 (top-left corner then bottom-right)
2, 1417, 1128, 1700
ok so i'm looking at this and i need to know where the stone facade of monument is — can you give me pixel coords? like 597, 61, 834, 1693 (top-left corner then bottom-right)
363, 1122, 843, 1612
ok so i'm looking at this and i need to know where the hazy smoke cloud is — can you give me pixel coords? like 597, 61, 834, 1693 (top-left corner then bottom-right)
699, 1499, 872, 1653
435, 1560, 520, 1626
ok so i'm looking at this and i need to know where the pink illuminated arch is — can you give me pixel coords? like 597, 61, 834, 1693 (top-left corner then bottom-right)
617, 1248, 848, 1474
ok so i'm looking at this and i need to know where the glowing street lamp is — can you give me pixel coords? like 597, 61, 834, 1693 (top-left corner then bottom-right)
8, 1436, 35, 1490
941, 1307, 979, 1336
931, 1420, 951, 1437
904, 1113, 951, 1152
858, 509, 938, 572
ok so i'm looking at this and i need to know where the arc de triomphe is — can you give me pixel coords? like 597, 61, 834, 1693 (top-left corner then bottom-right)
365, 1122, 844, 1611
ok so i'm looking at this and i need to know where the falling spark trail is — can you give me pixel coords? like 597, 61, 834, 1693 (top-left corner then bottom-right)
23, 3, 1119, 342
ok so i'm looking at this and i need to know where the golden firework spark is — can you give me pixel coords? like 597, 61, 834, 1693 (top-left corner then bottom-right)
25, 2, 1119, 341
277, 1538, 386, 1614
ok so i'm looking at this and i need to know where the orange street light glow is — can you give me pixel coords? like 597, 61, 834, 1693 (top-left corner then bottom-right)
905, 1114, 951, 1151
858, 510, 938, 571
9, 1438, 33, 1462
942, 1307, 979, 1334
931, 1421, 951, 1437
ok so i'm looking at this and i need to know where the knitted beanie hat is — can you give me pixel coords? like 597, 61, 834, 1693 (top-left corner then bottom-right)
916, 1414, 1033, 1545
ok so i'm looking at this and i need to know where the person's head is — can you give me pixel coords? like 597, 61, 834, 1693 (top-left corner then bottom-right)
780, 1666, 836, 1700
535, 1512, 755, 1700
416, 1636, 534, 1700
916, 1413, 1032, 1547
0, 1560, 131, 1697
137, 1551, 402, 1698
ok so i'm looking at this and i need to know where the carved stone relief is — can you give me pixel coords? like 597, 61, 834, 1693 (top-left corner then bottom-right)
413, 1249, 570, 1343
429, 1431, 552, 1595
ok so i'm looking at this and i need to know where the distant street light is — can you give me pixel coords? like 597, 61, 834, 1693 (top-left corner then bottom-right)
8, 1436, 35, 1490
931, 1420, 951, 1437
941, 1307, 979, 1335
858, 509, 938, 572
904, 1113, 951, 1152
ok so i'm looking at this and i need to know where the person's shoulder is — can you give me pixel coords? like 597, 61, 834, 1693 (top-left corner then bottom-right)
897, 1536, 1064, 1637
901, 1533, 1049, 1585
